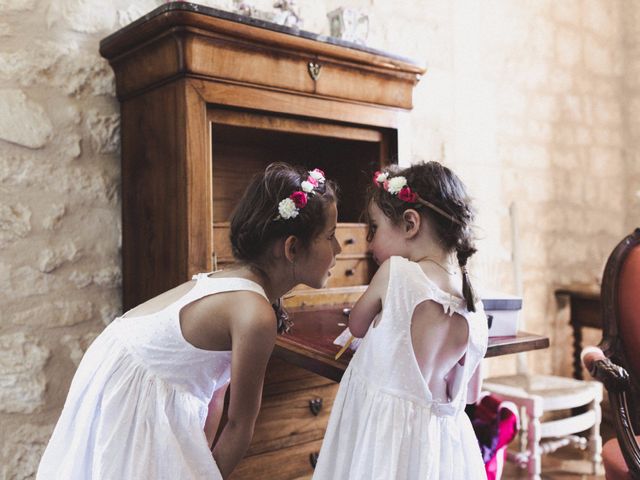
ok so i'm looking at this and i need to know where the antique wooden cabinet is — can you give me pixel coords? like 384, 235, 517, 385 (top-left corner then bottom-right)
100, 3, 424, 477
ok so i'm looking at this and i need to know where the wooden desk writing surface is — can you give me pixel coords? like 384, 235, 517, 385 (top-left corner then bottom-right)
275, 305, 551, 382
555, 285, 602, 380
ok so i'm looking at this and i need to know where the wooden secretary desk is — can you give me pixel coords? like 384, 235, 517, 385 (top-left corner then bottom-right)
100, 3, 424, 478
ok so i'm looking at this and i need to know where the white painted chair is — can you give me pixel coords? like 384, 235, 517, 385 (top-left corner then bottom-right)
481, 204, 603, 479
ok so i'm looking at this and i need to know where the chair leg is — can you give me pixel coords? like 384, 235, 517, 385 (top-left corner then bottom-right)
588, 397, 603, 474
527, 410, 542, 480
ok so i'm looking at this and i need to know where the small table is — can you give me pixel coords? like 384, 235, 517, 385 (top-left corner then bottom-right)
555, 285, 602, 380
275, 305, 550, 382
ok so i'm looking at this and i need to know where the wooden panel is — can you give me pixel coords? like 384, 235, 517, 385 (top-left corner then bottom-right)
247, 382, 338, 456
120, 82, 188, 310
208, 109, 383, 142
194, 79, 404, 129
230, 439, 322, 480
282, 286, 365, 309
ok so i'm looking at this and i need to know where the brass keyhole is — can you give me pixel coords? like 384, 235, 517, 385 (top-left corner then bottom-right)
308, 62, 322, 81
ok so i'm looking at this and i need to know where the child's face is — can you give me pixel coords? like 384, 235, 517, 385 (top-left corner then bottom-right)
366, 202, 406, 265
296, 202, 341, 288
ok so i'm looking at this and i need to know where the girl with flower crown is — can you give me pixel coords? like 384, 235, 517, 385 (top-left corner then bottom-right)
38, 163, 341, 480
313, 161, 489, 480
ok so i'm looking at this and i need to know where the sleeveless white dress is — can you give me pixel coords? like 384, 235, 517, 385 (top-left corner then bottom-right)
313, 256, 489, 480
37, 275, 268, 480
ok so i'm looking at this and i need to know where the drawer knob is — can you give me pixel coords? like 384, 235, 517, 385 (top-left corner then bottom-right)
309, 397, 323, 416
345, 268, 355, 276
308, 61, 322, 81
310, 452, 319, 469
344, 237, 356, 245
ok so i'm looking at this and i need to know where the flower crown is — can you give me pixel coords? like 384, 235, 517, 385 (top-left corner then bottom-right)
275, 168, 326, 220
373, 170, 464, 226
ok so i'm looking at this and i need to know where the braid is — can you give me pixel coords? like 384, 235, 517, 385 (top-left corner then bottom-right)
456, 230, 478, 312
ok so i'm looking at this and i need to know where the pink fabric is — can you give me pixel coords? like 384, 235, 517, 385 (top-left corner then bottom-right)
619, 247, 640, 380
470, 394, 519, 480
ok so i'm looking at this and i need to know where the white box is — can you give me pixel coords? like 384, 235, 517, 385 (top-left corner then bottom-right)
481, 293, 522, 337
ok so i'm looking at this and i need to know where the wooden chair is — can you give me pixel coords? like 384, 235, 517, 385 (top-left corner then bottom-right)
482, 204, 603, 479
582, 228, 640, 480
482, 365, 603, 479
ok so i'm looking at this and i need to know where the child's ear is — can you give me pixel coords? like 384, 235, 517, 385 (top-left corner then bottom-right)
283, 235, 298, 263
402, 209, 421, 238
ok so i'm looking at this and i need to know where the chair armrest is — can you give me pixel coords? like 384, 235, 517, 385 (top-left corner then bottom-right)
582, 347, 640, 479
581, 346, 630, 393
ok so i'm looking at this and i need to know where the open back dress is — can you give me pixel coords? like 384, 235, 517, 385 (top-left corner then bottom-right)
37, 274, 268, 480
313, 256, 489, 480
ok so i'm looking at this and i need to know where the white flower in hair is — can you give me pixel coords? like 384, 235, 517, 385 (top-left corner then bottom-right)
309, 169, 325, 183
387, 176, 408, 195
301, 180, 315, 193
278, 198, 299, 219
375, 172, 388, 183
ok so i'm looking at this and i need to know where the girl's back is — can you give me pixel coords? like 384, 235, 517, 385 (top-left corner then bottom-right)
411, 298, 469, 401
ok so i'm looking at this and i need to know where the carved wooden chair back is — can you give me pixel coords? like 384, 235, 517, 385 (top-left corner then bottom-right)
583, 228, 640, 479
600, 228, 640, 430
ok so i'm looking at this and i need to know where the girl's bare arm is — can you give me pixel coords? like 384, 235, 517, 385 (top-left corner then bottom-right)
348, 259, 390, 337
211, 300, 276, 478
204, 384, 228, 448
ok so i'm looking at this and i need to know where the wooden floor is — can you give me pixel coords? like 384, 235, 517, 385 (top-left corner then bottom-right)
502, 446, 604, 479
501, 418, 614, 479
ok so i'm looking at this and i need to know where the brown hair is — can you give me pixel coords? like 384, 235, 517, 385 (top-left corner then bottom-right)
230, 162, 337, 267
367, 161, 478, 311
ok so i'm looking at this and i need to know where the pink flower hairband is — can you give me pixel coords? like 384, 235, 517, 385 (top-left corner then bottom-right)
373, 170, 464, 226
275, 168, 326, 220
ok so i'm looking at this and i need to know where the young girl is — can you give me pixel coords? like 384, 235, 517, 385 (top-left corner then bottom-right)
37, 163, 341, 480
313, 161, 489, 479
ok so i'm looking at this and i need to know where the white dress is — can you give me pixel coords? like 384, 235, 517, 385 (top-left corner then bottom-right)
313, 256, 489, 480
37, 275, 268, 480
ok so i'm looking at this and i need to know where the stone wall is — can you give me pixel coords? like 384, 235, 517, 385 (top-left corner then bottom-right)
624, 2, 640, 232
0, 0, 635, 477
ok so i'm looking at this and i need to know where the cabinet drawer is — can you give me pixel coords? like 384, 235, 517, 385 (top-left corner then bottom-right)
230, 438, 322, 480
326, 256, 373, 288
247, 382, 338, 456
313, 57, 416, 108
335, 223, 368, 256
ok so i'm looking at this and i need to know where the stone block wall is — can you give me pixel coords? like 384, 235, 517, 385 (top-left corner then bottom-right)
0, 0, 636, 477
624, 2, 640, 232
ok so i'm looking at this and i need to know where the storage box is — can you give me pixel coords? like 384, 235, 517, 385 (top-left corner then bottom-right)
481, 293, 522, 337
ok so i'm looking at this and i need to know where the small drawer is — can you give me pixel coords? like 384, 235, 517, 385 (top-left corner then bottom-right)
247, 383, 338, 456
327, 257, 373, 288
212, 222, 233, 263
335, 223, 368, 256
230, 438, 323, 480
313, 57, 415, 109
